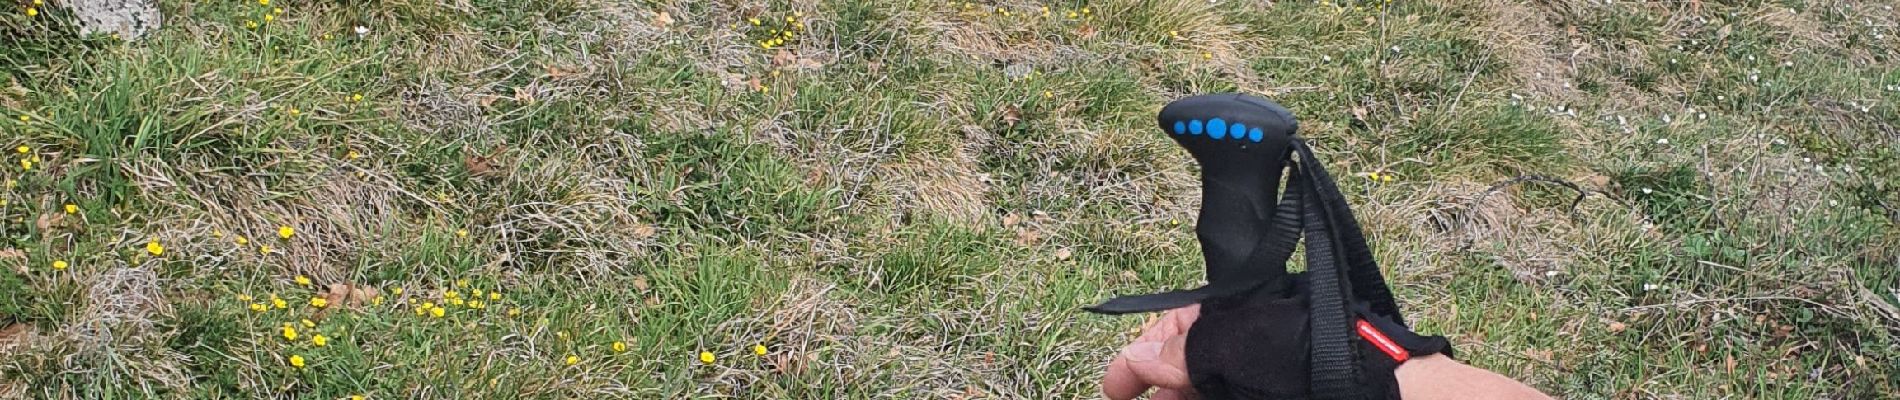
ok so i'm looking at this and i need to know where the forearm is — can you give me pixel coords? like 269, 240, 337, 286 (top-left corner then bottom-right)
1395, 355, 1554, 400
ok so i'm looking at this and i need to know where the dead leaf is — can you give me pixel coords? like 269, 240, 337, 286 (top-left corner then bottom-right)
1002, 212, 1021, 228
644, 296, 661, 306
34, 213, 62, 231
0, 248, 23, 260
1054, 247, 1072, 261
1725, 355, 1737, 374
772, 49, 796, 67
463, 146, 505, 178
1119, 270, 1140, 283
632, 225, 657, 239
1013, 228, 1040, 246
746, 77, 765, 92
0, 323, 31, 347
1581, 174, 1612, 189
1607, 321, 1628, 333
632, 275, 650, 292
545, 65, 576, 78
795, 57, 824, 70
652, 11, 674, 29
1076, 24, 1097, 39
512, 86, 534, 103
866, 60, 884, 75
476, 95, 500, 108
1000, 106, 1022, 127
1350, 106, 1368, 121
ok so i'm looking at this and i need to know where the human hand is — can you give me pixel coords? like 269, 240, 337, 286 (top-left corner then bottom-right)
1103, 304, 1199, 400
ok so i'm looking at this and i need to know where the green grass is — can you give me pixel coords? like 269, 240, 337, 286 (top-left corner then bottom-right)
3, 0, 1898, 398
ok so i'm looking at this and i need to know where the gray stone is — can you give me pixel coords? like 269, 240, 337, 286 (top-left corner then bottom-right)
63, 0, 162, 40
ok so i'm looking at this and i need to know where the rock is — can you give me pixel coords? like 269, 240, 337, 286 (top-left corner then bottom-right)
64, 0, 162, 41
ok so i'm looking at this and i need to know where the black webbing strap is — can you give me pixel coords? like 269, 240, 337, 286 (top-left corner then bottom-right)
1293, 139, 1364, 399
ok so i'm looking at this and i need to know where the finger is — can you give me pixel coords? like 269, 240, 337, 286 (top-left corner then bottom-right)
1151, 388, 1197, 400
1129, 335, 1193, 390
1169, 304, 1201, 329
1103, 350, 1152, 400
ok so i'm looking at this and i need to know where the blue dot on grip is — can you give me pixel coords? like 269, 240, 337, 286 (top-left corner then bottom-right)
1188, 120, 1204, 135
1230, 123, 1246, 139
1207, 118, 1227, 139
1249, 128, 1264, 142
1173, 121, 1187, 135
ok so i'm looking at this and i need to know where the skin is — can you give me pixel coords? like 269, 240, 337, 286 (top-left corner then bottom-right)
1104, 305, 1556, 400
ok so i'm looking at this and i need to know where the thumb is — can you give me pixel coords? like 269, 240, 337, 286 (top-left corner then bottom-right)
1125, 334, 1193, 391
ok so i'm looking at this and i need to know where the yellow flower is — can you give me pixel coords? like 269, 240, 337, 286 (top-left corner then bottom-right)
259, 245, 272, 255
565, 355, 579, 365
301, 319, 315, 328
752, 344, 767, 356
282, 324, 299, 341
1170, 30, 1180, 39
413, 307, 425, 316
449, 298, 464, 306
273, 7, 283, 15
488, 291, 500, 301
421, 301, 435, 309
237, 294, 252, 301
1202, 52, 1213, 60
351, 396, 363, 400
351, 93, 365, 103
250, 303, 268, 312
24, 7, 37, 17
146, 240, 164, 256
748, 17, 761, 26
455, 279, 469, 288
467, 299, 482, 309
371, 296, 384, 306
612, 341, 627, 353
1067, 11, 1078, 18
346, 150, 362, 160
263, 14, 274, 23
14, 115, 26, 122
287, 107, 300, 116
472, 289, 484, 298
236, 236, 249, 245
698, 351, 716, 364
507, 307, 521, 317
456, 229, 468, 238
392, 287, 403, 295
272, 296, 288, 309
312, 334, 328, 347
278, 226, 295, 239
295, 275, 312, 286
20, 159, 31, 170
258, 0, 268, 6
14, 146, 26, 154
288, 354, 305, 368
322, 33, 333, 40
309, 297, 328, 308
245, 20, 259, 29
429, 306, 446, 318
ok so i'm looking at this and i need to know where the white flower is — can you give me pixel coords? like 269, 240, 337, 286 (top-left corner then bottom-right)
1656, 138, 1670, 145
1390, 45, 1401, 53
1642, 283, 1660, 291
1641, 188, 1654, 194
354, 26, 370, 36
1829, 200, 1840, 206
1321, 55, 1332, 62
1803, 157, 1811, 163
1544, 270, 1561, 277
1697, 113, 1707, 120
1717, 95, 1725, 101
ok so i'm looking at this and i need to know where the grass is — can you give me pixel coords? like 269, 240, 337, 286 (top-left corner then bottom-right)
2, 0, 1897, 398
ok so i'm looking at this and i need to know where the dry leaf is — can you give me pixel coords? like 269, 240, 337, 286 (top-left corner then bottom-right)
476, 95, 500, 108
644, 296, 661, 306
747, 77, 765, 92
795, 57, 824, 70
34, 213, 62, 231
1119, 270, 1140, 283
1076, 24, 1097, 39
0, 248, 24, 260
0, 323, 30, 346
866, 60, 884, 75
1000, 106, 1022, 126
1054, 247, 1072, 261
512, 86, 534, 103
1607, 321, 1627, 333
1013, 228, 1040, 246
545, 65, 576, 78
1726, 355, 1737, 373
1350, 106, 1369, 121
463, 146, 505, 177
773, 49, 796, 67
1002, 212, 1021, 228
632, 275, 650, 292
632, 224, 657, 239
652, 11, 673, 28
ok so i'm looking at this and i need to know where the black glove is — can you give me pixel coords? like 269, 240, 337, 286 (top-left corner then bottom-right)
1088, 94, 1452, 400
